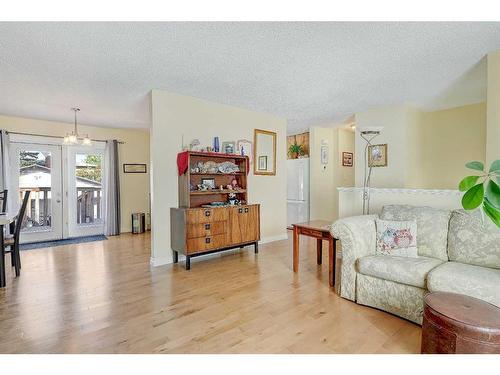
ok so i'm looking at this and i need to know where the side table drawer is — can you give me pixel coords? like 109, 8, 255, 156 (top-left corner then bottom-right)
300, 228, 323, 238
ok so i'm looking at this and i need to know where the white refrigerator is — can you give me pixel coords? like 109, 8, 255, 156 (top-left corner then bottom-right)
287, 158, 310, 227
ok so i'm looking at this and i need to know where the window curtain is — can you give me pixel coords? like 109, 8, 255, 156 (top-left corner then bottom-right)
105, 140, 121, 236
0, 129, 15, 214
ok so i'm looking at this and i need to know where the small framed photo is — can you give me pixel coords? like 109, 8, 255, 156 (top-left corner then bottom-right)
201, 178, 216, 189
342, 152, 353, 167
222, 141, 236, 154
123, 163, 147, 173
258, 156, 268, 171
236, 139, 252, 162
368, 144, 388, 167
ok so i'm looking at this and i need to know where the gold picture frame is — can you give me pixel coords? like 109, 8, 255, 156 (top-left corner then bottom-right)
253, 129, 277, 175
368, 144, 387, 167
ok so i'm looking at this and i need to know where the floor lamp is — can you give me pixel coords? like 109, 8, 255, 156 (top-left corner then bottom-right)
360, 128, 382, 215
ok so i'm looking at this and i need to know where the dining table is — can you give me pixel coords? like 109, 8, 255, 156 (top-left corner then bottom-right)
0, 212, 18, 288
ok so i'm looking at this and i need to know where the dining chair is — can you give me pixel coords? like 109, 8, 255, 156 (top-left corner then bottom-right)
4, 190, 30, 277
0, 190, 7, 213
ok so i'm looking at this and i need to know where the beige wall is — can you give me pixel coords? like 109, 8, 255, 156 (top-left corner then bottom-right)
150, 90, 287, 266
310, 126, 355, 221
415, 103, 486, 189
0, 114, 150, 233
355, 104, 419, 188
354, 103, 486, 190
487, 51, 500, 165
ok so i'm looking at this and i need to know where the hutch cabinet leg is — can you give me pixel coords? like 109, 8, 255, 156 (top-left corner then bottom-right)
185, 256, 191, 270
254, 242, 259, 254
316, 239, 322, 265
173, 251, 178, 263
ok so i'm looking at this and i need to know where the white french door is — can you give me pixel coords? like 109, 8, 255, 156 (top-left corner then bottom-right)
66, 144, 106, 238
10, 143, 64, 242
9, 135, 106, 243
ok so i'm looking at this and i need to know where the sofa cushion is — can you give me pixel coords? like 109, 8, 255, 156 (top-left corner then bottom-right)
447, 209, 500, 270
376, 219, 418, 257
357, 255, 443, 288
427, 262, 500, 308
380, 205, 451, 261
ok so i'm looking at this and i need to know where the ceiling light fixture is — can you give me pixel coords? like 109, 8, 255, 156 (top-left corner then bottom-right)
63, 108, 91, 146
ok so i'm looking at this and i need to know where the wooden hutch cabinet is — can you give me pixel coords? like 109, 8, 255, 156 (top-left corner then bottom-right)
170, 151, 260, 269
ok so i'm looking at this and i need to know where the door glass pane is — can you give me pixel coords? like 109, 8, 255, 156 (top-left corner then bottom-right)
75, 153, 102, 224
19, 150, 52, 231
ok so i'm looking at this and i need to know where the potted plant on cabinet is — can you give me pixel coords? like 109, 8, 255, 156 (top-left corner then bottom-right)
288, 143, 305, 159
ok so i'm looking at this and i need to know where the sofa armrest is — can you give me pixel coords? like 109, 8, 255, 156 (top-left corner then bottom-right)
331, 215, 378, 301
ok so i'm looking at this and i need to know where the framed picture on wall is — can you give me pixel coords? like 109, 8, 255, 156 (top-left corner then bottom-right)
258, 156, 268, 171
342, 152, 353, 167
368, 144, 388, 167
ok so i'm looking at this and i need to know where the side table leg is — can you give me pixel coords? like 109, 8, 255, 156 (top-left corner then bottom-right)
293, 226, 299, 272
328, 237, 336, 287
316, 239, 322, 265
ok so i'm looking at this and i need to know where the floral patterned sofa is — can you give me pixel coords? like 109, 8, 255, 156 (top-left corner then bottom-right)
331, 205, 500, 324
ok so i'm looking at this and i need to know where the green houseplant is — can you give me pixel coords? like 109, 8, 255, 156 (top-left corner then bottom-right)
459, 160, 500, 228
288, 143, 305, 159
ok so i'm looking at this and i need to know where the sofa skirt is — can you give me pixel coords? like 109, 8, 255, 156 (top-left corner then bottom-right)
356, 274, 426, 325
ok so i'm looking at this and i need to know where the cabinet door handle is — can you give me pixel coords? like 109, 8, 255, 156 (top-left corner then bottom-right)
238, 208, 243, 213
205, 237, 211, 244
205, 210, 211, 217
205, 223, 211, 230
244, 208, 249, 213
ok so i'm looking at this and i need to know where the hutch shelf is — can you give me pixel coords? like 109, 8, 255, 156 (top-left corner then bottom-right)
170, 151, 261, 270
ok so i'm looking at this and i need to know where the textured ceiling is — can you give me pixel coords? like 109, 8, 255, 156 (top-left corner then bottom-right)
0, 22, 499, 133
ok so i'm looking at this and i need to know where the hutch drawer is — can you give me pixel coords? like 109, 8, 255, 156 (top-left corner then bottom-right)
186, 208, 229, 224
187, 234, 228, 254
187, 221, 227, 238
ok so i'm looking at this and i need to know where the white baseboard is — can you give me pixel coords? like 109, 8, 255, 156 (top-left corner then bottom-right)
259, 233, 288, 244
150, 232, 288, 267
150, 256, 172, 267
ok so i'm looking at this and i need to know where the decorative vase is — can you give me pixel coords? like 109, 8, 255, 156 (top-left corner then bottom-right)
213, 137, 220, 153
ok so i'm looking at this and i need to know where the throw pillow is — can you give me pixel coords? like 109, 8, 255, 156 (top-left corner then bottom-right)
376, 219, 418, 257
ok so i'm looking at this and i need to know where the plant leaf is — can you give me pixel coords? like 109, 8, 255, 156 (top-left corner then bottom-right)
461, 183, 484, 210
483, 198, 500, 229
465, 161, 484, 172
485, 179, 500, 209
489, 159, 500, 173
458, 176, 480, 192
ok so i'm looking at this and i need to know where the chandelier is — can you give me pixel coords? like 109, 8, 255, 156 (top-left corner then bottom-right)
63, 107, 92, 146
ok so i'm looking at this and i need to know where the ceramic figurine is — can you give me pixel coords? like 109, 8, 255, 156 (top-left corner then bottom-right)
231, 178, 238, 189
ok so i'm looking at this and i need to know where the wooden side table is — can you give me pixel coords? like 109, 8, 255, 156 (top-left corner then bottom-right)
292, 220, 336, 287
421, 292, 500, 354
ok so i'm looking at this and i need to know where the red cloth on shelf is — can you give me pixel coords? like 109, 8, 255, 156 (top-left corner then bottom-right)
177, 151, 189, 176
176, 151, 250, 176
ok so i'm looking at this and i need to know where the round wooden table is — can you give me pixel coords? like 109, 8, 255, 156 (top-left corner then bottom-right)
421, 292, 500, 354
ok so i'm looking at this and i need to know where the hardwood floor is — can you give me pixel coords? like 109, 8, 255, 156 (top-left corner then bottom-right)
0, 232, 421, 353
